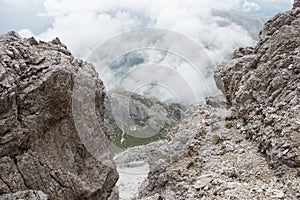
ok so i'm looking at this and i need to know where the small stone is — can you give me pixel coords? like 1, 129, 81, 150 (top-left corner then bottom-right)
51, 37, 62, 45
5, 50, 14, 58
238, 149, 245, 154
295, 159, 300, 167
273, 189, 285, 199
194, 178, 212, 190
29, 37, 39, 45
9, 92, 15, 98
212, 135, 221, 145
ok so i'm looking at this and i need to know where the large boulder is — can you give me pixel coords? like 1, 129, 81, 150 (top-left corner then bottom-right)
0, 32, 118, 199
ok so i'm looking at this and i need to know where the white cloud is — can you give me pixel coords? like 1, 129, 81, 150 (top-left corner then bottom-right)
0, 0, 52, 34
1, 0, 42, 6
243, 1, 261, 12
1, 0, 44, 12
35, 0, 250, 59
18, 29, 34, 38
12, 0, 261, 105
243, 0, 293, 16
259, 0, 292, 3
38, 10, 140, 57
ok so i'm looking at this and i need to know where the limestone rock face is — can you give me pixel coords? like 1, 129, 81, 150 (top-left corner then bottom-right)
138, 103, 300, 199
136, 2, 300, 199
215, 2, 300, 167
0, 190, 47, 200
0, 32, 118, 199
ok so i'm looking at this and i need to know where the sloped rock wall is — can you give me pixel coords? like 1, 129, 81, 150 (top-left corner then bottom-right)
215, 3, 300, 167
0, 32, 118, 200
137, 2, 300, 199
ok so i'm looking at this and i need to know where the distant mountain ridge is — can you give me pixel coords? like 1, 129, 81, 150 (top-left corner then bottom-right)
211, 9, 264, 40
105, 91, 182, 151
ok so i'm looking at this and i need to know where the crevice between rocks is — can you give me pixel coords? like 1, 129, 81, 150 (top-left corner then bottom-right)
0, 175, 13, 193
12, 156, 30, 190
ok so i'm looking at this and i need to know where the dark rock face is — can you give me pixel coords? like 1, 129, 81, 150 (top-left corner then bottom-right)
215, 3, 300, 167
0, 32, 118, 199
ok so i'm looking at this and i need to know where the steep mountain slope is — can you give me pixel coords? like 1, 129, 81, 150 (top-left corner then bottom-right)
135, 1, 300, 199
105, 91, 182, 150
0, 32, 118, 199
211, 9, 264, 40
215, 0, 300, 168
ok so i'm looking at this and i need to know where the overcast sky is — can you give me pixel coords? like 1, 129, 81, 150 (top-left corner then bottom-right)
0, 0, 293, 57
0, 0, 294, 105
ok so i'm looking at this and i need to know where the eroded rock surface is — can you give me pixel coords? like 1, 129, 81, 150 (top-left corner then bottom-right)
136, 2, 300, 199
0, 32, 118, 200
0, 190, 47, 200
215, 1, 300, 167
138, 103, 299, 199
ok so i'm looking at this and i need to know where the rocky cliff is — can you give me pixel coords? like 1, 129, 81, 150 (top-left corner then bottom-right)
0, 32, 118, 199
215, 0, 300, 168
136, 2, 300, 199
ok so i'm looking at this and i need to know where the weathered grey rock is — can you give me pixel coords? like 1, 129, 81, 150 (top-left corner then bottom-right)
215, 1, 300, 167
138, 103, 300, 199
205, 95, 227, 108
0, 32, 118, 199
0, 190, 47, 200
294, 0, 300, 9
136, 2, 300, 199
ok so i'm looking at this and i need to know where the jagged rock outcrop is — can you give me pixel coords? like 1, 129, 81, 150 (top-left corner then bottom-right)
136, 2, 299, 199
215, 1, 300, 167
138, 103, 299, 199
0, 32, 118, 199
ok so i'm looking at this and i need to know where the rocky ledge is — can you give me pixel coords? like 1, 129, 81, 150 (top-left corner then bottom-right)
0, 32, 118, 199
